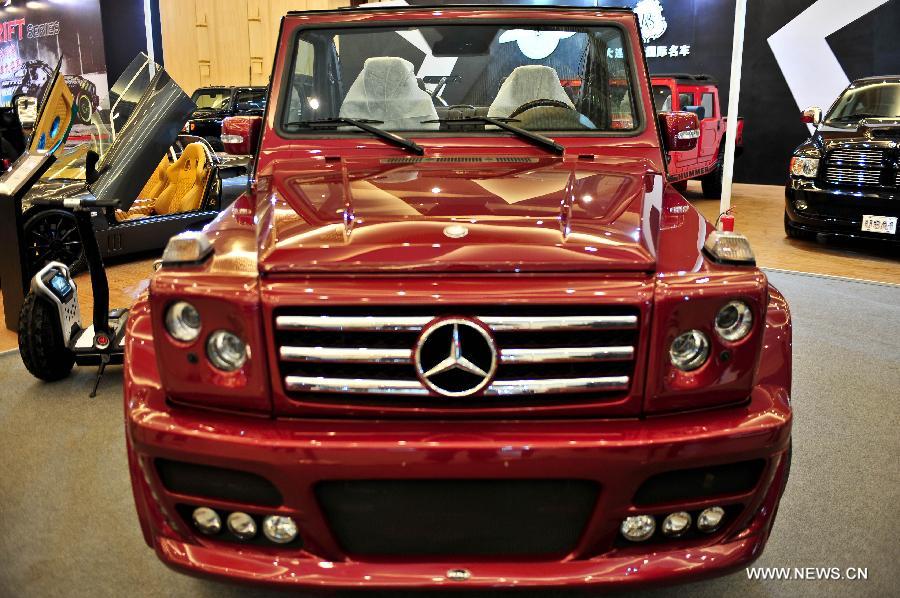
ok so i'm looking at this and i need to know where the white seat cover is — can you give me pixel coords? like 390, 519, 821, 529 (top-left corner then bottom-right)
339, 57, 438, 131
488, 65, 575, 119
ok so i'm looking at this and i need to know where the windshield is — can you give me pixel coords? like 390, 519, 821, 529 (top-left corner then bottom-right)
193, 89, 232, 110
826, 81, 900, 124
235, 89, 266, 110
652, 85, 672, 112
282, 24, 638, 133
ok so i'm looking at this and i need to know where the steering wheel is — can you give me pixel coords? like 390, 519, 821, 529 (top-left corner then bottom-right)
509, 99, 577, 119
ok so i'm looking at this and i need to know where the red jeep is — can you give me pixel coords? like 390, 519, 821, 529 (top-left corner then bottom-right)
125, 5, 791, 590
651, 74, 744, 197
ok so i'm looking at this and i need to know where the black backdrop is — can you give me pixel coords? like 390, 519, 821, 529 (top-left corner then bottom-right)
99, 0, 900, 185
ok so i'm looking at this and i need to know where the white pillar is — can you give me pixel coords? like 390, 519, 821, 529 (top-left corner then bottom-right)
143, 0, 156, 65
719, 0, 748, 225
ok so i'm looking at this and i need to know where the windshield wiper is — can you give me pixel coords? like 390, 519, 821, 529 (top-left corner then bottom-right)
284, 118, 424, 155
423, 116, 565, 155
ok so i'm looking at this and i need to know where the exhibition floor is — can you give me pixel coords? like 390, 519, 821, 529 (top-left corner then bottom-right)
0, 269, 897, 598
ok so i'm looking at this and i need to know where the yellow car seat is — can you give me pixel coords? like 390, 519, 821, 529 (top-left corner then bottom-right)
155, 143, 211, 215
116, 144, 211, 221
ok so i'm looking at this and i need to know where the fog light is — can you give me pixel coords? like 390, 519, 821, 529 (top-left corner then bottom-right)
207, 330, 247, 372
263, 515, 298, 544
192, 507, 221, 535
697, 506, 726, 533
620, 515, 655, 542
795, 199, 808, 211
669, 330, 710, 371
661, 511, 692, 537
165, 301, 201, 342
227, 512, 257, 540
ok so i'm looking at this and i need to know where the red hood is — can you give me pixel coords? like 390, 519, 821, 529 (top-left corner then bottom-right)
256, 155, 662, 274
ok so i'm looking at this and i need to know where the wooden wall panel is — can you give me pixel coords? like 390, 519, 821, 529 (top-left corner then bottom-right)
161, 0, 349, 94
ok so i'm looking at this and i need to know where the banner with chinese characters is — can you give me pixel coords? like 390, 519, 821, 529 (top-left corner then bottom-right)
0, 0, 109, 134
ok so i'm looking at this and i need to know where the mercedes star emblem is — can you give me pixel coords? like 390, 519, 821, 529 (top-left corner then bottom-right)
414, 318, 498, 397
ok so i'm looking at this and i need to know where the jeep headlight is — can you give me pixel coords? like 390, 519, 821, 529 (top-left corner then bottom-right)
715, 301, 753, 342
669, 330, 710, 372
789, 156, 819, 178
207, 330, 248, 372
165, 301, 201, 342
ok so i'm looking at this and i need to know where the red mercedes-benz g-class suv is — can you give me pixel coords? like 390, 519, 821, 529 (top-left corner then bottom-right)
651, 73, 744, 197
124, 5, 791, 590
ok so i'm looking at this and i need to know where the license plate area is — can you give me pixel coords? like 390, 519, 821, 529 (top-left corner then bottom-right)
861, 215, 897, 234
316, 479, 598, 557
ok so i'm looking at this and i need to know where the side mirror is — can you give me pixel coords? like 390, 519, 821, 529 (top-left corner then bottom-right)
801, 106, 822, 125
221, 115, 262, 156
683, 105, 706, 121
659, 111, 700, 153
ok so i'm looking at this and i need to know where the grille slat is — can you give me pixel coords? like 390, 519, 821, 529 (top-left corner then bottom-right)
825, 147, 890, 188
275, 306, 638, 405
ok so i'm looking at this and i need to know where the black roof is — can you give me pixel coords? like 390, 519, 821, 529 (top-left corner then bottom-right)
287, 3, 633, 16
851, 75, 900, 84
652, 73, 718, 84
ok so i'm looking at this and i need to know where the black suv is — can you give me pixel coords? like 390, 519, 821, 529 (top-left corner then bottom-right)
785, 76, 900, 244
186, 86, 267, 150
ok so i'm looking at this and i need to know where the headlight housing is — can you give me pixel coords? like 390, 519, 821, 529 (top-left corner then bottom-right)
669, 330, 710, 372
715, 301, 754, 342
207, 330, 248, 372
790, 156, 819, 178
165, 301, 201, 342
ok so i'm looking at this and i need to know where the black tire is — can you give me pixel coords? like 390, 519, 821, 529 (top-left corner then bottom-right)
23, 209, 87, 278
18, 292, 76, 382
784, 213, 816, 241
204, 136, 225, 152
701, 151, 724, 199
75, 93, 93, 125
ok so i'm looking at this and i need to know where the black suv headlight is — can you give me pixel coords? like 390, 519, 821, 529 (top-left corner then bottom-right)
790, 156, 820, 178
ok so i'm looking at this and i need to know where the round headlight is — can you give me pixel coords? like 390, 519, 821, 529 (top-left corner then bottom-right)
715, 301, 753, 342
192, 507, 221, 535
661, 511, 692, 537
697, 506, 726, 533
263, 515, 299, 544
669, 330, 710, 371
206, 330, 247, 372
165, 301, 201, 342
227, 512, 257, 540
620, 515, 655, 542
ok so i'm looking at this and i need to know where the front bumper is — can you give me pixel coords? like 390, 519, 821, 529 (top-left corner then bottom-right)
785, 178, 900, 243
126, 358, 791, 588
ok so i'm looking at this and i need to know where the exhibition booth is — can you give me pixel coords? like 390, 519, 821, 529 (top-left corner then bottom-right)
0, 1, 897, 597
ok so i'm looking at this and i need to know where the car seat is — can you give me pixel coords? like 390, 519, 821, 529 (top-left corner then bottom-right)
487, 65, 574, 119
339, 57, 438, 131
116, 144, 210, 221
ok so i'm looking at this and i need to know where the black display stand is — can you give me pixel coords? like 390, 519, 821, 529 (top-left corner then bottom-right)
0, 153, 56, 331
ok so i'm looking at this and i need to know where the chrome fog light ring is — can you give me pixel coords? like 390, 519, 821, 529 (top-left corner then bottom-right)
661, 511, 692, 537
227, 512, 258, 540
697, 506, 726, 533
262, 515, 299, 544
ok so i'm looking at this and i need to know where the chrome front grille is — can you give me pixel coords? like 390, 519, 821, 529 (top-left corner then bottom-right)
274, 307, 639, 403
825, 148, 886, 187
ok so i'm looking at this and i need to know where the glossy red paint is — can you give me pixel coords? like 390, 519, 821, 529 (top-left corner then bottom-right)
221, 115, 263, 156
124, 5, 792, 590
658, 111, 701, 153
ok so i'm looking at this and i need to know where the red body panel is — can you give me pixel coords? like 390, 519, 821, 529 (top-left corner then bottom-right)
652, 77, 744, 183
124, 6, 791, 590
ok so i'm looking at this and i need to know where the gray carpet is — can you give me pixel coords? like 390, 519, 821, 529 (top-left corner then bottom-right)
1, 271, 898, 598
